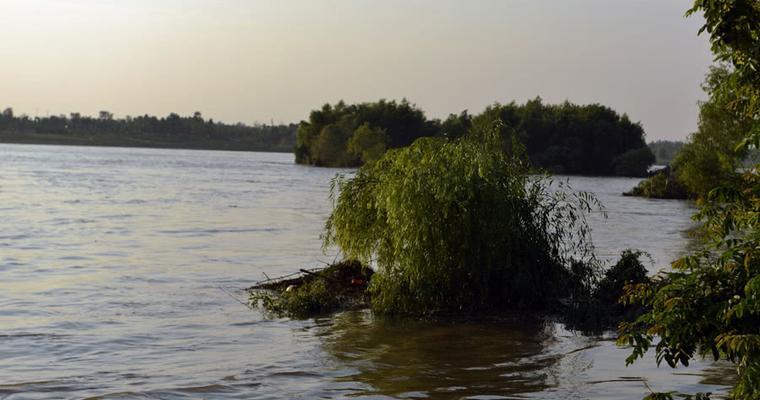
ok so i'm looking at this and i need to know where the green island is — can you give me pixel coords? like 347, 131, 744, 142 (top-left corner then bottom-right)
295, 98, 655, 177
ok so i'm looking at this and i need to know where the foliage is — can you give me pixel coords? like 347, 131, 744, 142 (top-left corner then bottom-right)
672, 65, 754, 199
627, 65, 753, 200
323, 127, 601, 315
471, 98, 654, 176
347, 123, 389, 164
649, 140, 685, 165
625, 168, 689, 200
596, 250, 650, 306
315, 123, 353, 166
0, 110, 296, 152
563, 250, 651, 331
686, 0, 760, 150
620, 2, 760, 399
613, 147, 657, 177
439, 111, 472, 139
296, 98, 653, 176
619, 171, 760, 399
295, 99, 437, 167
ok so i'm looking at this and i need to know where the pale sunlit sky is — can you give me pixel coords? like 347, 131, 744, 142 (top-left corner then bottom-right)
0, 0, 713, 140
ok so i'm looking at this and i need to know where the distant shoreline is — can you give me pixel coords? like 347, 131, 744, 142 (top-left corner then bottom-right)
0, 131, 293, 153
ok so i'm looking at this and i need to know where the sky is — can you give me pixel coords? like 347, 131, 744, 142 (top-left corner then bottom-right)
0, 0, 714, 140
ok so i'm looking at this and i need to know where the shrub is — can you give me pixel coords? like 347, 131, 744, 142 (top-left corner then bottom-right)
595, 250, 649, 304
323, 130, 600, 315
563, 250, 650, 331
624, 167, 689, 199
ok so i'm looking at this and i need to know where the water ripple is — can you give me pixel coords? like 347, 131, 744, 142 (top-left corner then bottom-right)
0, 144, 732, 399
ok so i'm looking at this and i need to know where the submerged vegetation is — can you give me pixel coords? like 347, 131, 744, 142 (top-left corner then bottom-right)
295, 98, 654, 176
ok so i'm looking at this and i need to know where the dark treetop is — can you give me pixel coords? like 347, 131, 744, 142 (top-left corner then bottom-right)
295, 98, 654, 177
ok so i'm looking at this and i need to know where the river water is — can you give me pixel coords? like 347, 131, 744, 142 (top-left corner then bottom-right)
0, 144, 732, 399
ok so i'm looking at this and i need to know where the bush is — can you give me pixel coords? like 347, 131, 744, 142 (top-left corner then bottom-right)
624, 167, 689, 199
323, 131, 600, 315
562, 250, 650, 331
595, 250, 649, 305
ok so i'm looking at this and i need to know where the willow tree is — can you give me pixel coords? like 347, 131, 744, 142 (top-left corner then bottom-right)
323, 129, 599, 315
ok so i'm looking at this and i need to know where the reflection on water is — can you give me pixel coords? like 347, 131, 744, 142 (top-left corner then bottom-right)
323, 312, 555, 398
0, 144, 733, 399
316, 311, 734, 399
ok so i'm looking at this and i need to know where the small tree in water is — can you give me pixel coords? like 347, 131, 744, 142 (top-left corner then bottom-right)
323, 127, 601, 315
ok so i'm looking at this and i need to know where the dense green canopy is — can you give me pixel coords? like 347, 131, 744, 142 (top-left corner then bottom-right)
469, 99, 654, 176
295, 98, 654, 176
294, 99, 438, 166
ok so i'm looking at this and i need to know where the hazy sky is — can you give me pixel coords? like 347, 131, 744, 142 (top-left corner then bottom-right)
0, 0, 713, 140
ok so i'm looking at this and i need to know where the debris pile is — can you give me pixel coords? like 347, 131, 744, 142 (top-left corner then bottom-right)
248, 260, 373, 318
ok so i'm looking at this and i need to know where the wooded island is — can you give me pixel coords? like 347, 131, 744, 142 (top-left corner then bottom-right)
295, 98, 655, 177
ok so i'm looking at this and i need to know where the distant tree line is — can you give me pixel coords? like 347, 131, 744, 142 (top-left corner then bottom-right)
295, 98, 655, 176
0, 107, 297, 152
648, 140, 685, 165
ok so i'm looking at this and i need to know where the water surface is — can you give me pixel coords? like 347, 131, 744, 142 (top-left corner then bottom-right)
0, 144, 731, 399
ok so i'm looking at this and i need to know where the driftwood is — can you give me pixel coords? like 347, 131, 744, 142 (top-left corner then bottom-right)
248, 260, 373, 292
